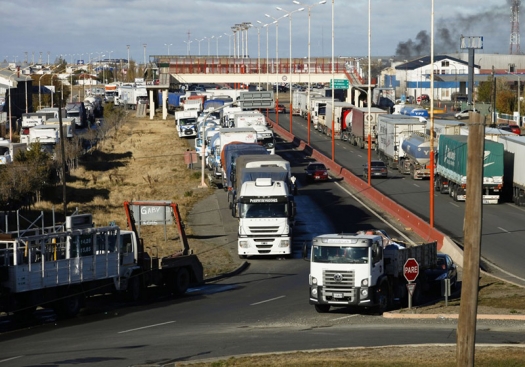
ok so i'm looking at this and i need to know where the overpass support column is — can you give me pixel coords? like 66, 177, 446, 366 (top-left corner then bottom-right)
149, 89, 155, 120
162, 89, 168, 120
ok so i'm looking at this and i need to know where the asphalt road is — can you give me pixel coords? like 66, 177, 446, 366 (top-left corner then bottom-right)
270, 111, 525, 285
0, 135, 524, 367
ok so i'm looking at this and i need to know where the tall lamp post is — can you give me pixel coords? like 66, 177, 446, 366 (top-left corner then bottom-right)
257, 21, 270, 92
265, 13, 287, 126
276, 5, 305, 134
214, 35, 222, 57
207, 37, 211, 56
183, 40, 193, 56
126, 45, 130, 82
250, 24, 262, 89
224, 33, 233, 57
164, 43, 172, 55
196, 38, 205, 56
293, 1, 326, 144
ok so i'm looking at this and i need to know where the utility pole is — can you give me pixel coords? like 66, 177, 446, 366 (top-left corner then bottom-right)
456, 35, 484, 367
456, 112, 484, 367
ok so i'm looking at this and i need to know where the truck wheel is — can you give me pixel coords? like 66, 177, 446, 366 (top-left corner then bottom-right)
375, 283, 391, 314
127, 275, 143, 302
174, 267, 190, 295
55, 294, 83, 318
314, 304, 330, 313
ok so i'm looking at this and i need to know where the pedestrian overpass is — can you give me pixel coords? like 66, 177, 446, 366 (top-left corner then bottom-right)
144, 55, 374, 119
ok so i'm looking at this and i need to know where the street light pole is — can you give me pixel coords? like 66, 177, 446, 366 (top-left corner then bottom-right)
266, 13, 287, 126
215, 35, 221, 57
165, 43, 172, 55
127, 45, 130, 82
276, 6, 304, 134
293, 1, 326, 145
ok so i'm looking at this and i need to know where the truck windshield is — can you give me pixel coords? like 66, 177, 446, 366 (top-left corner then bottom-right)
259, 137, 275, 148
311, 245, 369, 264
180, 118, 197, 126
240, 203, 288, 218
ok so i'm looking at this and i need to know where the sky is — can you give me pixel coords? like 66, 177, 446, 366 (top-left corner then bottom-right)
1, 0, 515, 65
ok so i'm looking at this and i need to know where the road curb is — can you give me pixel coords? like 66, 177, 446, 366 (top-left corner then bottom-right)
383, 311, 525, 320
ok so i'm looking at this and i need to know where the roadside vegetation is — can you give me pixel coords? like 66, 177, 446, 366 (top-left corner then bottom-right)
176, 345, 525, 367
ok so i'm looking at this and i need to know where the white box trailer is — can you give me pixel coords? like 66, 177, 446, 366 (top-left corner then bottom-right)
376, 114, 427, 169
0, 139, 27, 164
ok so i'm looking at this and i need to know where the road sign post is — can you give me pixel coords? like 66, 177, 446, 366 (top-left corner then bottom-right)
404, 258, 419, 309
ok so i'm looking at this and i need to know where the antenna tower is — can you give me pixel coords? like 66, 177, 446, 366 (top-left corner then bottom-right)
510, 0, 521, 54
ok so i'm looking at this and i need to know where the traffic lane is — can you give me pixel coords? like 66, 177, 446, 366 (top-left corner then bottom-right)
277, 113, 525, 280
2, 314, 524, 367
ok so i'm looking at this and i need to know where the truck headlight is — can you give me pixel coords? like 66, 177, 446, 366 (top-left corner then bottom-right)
311, 287, 318, 298
361, 279, 369, 287
279, 239, 289, 247
360, 288, 368, 298
311, 277, 318, 285
239, 240, 248, 248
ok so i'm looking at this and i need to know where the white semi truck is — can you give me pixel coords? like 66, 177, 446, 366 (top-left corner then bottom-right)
175, 110, 199, 138
304, 232, 437, 313
236, 178, 296, 258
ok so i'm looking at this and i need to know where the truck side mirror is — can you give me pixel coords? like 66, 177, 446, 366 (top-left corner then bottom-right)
302, 243, 309, 261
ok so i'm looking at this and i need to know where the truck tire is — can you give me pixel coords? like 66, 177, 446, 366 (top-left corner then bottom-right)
127, 275, 143, 302
173, 267, 190, 295
375, 283, 391, 314
55, 293, 83, 319
314, 304, 330, 313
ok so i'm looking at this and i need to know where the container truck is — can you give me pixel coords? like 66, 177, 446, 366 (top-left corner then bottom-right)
376, 114, 427, 170
311, 97, 332, 130
115, 84, 148, 109
499, 135, 525, 206
435, 135, 504, 204
233, 111, 275, 154
399, 132, 436, 179
209, 127, 258, 185
321, 101, 354, 138
175, 110, 199, 138
222, 106, 242, 127
220, 141, 269, 191
342, 106, 386, 149
303, 232, 437, 313
0, 139, 26, 164
428, 119, 465, 140
0, 205, 203, 319
292, 91, 307, 116
236, 178, 296, 258
230, 154, 292, 206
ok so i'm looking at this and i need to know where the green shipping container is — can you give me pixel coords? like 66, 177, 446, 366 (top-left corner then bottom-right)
437, 135, 504, 184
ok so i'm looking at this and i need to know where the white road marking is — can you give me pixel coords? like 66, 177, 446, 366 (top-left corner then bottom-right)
334, 182, 415, 245
118, 321, 176, 334
449, 202, 459, 208
0, 356, 23, 363
330, 314, 359, 321
497, 227, 511, 233
250, 295, 286, 306
413, 183, 420, 187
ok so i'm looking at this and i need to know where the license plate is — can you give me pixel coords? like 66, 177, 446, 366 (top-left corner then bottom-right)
315, 176, 320, 179
333, 293, 343, 299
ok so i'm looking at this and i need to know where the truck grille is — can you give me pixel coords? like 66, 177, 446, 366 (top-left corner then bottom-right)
322, 269, 356, 302
248, 226, 280, 234
323, 269, 355, 289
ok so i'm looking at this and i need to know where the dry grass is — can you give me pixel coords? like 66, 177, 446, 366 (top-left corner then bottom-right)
32, 112, 237, 278
176, 345, 525, 366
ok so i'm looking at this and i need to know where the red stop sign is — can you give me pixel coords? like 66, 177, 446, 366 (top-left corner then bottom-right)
404, 258, 419, 282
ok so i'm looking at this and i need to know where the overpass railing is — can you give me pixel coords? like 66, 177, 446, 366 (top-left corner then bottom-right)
153, 56, 347, 75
